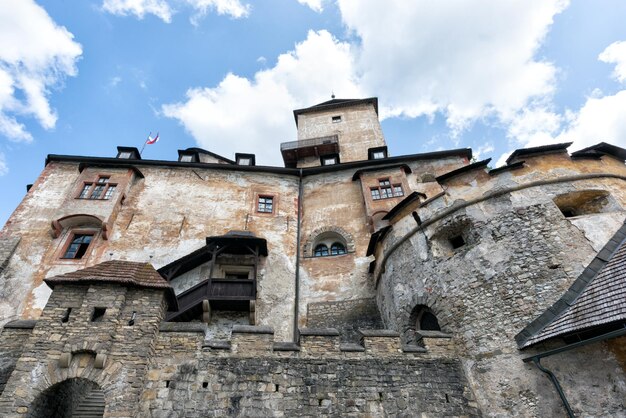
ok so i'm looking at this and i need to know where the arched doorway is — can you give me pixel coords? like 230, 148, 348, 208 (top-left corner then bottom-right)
29, 378, 104, 418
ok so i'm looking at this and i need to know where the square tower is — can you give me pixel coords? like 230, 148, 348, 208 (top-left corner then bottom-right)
281, 97, 387, 168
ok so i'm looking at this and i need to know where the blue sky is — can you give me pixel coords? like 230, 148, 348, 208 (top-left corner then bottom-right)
1, 0, 626, 227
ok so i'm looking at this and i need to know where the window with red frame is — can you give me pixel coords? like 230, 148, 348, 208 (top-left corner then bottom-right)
78, 176, 117, 200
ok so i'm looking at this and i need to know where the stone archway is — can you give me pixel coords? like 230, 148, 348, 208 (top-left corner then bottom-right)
28, 378, 105, 418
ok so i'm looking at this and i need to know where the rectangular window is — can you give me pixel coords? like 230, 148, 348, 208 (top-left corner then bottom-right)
372, 151, 385, 159
257, 196, 273, 213
62, 233, 94, 259
79, 184, 91, 199
180, 154, 193, 162
371, 179, 403, 200
332, 115, 342, 123
77, 176, 117, 200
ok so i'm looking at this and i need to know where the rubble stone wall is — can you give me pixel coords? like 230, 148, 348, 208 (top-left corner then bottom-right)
376, 161, 626, 417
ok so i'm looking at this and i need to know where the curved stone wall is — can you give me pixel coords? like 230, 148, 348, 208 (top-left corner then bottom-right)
374, 153, 626, 417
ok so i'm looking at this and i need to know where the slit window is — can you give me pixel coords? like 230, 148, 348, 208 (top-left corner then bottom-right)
62, 234, 94, 259
61, 308, 72, 323
331, 115, 342, 123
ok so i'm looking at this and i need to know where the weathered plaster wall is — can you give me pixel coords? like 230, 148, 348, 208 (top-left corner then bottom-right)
296, 103, 386, 164
0, 163, 300, 341
299, 170, 373, 329
375, 155, 626, 417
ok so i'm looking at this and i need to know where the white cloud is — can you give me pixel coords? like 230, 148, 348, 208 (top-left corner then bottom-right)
101, 0, 250, 23
337, 0, 569, 133
556, 90, 626, 150
599, 40, 626, 84
102, 0, 173, 22
0, 152, 7, 176
0, 0, 82, 141
187, 0, 250, 23
297, 0, 324, 13
163, 30, 362, 164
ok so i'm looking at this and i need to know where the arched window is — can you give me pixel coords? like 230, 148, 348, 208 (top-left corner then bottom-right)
314, 244, 329, 257
330, 242, 346, 255
305, 226, 354, 258
418, 310, 441, 331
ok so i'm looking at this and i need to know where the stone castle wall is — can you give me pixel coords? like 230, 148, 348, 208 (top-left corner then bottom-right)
374, 152, 626, 417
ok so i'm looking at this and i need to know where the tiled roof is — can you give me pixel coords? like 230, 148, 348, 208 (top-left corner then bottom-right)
45, 260, 171, 290
516, 219, 626, 348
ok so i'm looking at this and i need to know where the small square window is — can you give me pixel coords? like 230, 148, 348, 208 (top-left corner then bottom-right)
373, 151, 385, 159
371, 178, 402, 201
91, 307, 106, 322
449, 235, 465, 249
118, 151, 132, 159
180, 154, 193, 162
62, 233, 94, 259
258, 196, 273, 213
332, 115, 342, 123
238, 158, 251, 165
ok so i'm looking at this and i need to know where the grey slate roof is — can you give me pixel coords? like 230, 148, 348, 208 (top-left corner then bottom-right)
516, 219, 626, 348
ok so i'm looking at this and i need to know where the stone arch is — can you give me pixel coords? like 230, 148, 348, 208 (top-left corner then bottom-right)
51, 214, 110, 240
28, 377, 105, 418
303, 226, 356, 257
402, 294, 449, 345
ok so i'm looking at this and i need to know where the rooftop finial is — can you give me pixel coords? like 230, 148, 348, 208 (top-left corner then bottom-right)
331, 91, 335, 99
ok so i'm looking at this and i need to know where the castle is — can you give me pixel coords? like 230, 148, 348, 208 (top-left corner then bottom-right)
0, 97, 625, 417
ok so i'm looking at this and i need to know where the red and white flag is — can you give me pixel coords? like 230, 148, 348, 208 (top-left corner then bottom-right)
146, 132, 159, 144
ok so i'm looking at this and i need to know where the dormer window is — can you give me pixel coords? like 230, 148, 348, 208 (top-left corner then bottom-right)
116, 146, 141, 159
320, 154, 340, 166
235, 153, 256, 166
181, 155, 193, 162
332, 115, 342, 123
368, 146, 388, 160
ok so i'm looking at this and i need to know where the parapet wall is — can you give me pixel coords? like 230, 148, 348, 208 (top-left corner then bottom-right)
143, 324, 479, 417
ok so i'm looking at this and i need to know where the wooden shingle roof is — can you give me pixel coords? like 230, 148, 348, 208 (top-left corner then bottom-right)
516, 219, 626, 348
45, 260, 172, 290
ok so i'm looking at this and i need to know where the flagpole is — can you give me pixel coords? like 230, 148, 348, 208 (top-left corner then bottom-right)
139, 132, 150, 156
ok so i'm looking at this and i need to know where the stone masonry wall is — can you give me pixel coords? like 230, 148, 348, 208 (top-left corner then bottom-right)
377, 173, 626, 417
0, 323, 33, 395
141, 326, 481, 417
0, 284, 167, 417
306, 298, 383, 343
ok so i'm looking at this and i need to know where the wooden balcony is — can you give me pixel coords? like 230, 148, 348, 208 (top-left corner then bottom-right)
166, 278, 256, 322
280, 135, 339, 167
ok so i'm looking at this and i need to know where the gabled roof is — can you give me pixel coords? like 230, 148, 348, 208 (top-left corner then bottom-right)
570, 142, 626, 162
516, 219, 626, 348
293, 97, 379, 125
435, 158, 491, 183
45, 260, 178, 310
506, 142, 572, 165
